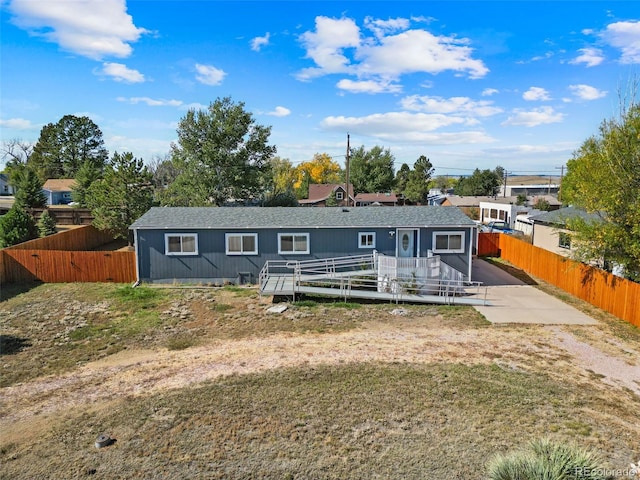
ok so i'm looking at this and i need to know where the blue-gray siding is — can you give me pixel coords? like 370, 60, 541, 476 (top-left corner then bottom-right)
135, 226, 473, 284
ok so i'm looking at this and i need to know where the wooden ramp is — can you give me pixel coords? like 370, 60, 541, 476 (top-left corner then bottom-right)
260, 274, 489, 306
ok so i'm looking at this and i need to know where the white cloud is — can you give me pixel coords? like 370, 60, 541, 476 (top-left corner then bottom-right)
266, 106, 291, 117
8, 0, 148, 60
0, 117, 35, 129
400, 95, 502, 117
523, 87, 551, 101
336, 78, 402, 94
364, 16, 410, 38
297, 15, 488, 83
570, 47, 605, 67
568, 84, 607, 100
251, 32, 270, 52
502, 106, 565, 127
601, 20, 640, 64
356, 29, 488, 79
297, 16, 361, 80
117, 97, 183, 107
482, 88, 499, 96
195, 63, 226, 86
320, 111, 495, 145
97, 62, 145, 83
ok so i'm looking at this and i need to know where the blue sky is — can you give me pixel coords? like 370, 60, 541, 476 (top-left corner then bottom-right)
1, 1, 639, 177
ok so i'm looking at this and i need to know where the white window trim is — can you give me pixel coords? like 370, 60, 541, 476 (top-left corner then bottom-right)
432, 231, 465, 254
335, 191, 344, 200
165, 233, 199, 256
225, 233, 258, 255
278, 233, 310, 254
358, 231, 376, 249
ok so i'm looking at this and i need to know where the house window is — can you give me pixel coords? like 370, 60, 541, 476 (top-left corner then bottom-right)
558, 232, 571, 249
278, 233, 309, 254
226, 233, 258, 255
432, 232, 465, 253
165, 233, 198, 255
358, 232, 376, 249
336, 191, 344, 200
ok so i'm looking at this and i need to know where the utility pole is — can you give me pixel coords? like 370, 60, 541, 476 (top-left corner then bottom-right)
555, 165, 565, 202
345, 133, 350, 207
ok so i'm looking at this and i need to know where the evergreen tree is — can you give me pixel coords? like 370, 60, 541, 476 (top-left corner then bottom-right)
0, 205, 38, 247
12, 165, 47, 209
86, 152, 153, 243
29, 115, 108, 181
37, 209, 58, 237
403, 156, 434, 204
72, 160, 103, 207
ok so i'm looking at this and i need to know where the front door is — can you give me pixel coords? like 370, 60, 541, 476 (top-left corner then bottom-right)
397, 229, 416, 257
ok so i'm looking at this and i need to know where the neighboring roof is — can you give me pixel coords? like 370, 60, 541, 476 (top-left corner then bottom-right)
42, 179, 76, 192
131, 206, 477, 230
354, 192, 398, 203
529, 206, 601, 226
299, 183, 354, 204
443, 196, 506, 207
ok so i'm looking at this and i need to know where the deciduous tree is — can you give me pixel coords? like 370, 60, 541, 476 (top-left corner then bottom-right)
563, 101, 640, 279
161, 97, 276, 206
348, 145, 395, 194
454, 167, 502, 196
294, 153, 342, 198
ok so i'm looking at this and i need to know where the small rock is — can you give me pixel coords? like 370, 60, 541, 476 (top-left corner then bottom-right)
390, 308, 408, 316
267, 304, 288, 314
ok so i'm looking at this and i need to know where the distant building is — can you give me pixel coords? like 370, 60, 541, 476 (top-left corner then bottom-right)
42, 179, 76, 205
499, 175, 560, 197
299, 183, 355, 207
0, 173, 15, 195
354, 192, 398, 206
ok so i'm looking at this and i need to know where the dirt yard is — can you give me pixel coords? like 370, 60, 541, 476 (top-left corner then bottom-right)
1, 283, 639, 479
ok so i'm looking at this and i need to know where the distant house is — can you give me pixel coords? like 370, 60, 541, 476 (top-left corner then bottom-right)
479, 195, 561, 229
354, 192, 398, 207
529, 207, 600, 257
299, 183, 354, 207
42, 179, 76, 205
130, 206, 478, 285
0, 173, 15, 195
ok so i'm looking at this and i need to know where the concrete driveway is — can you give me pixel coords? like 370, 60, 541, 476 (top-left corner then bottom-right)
471, 258, 598, 325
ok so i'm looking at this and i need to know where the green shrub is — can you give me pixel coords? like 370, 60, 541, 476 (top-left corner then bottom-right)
487, 438, 610, 480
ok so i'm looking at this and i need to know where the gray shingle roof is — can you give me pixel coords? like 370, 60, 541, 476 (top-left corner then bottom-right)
529, 206, 602, 225
130, 206, 476, 230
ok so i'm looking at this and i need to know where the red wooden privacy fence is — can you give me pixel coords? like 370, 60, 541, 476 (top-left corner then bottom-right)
0, 226, 136, 284
477, 232, 640, 328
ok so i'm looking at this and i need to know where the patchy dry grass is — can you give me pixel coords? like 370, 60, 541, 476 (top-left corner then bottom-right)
1, 283, 639, 479
2, 363, 639, 479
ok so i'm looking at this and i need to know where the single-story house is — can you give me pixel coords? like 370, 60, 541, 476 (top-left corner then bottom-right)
529, 206, 601, 257
130, 206, 478, 285
0, 173, 15, 196
479, 195, 561, 229
42, 179, 76, 205
354, 192, 398, 207
299, 183, 354, 207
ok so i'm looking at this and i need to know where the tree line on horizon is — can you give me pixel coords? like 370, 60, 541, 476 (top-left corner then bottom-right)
1, 95, 638, 281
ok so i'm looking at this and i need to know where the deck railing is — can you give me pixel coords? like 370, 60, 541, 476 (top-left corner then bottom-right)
259, 252, 486, 304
